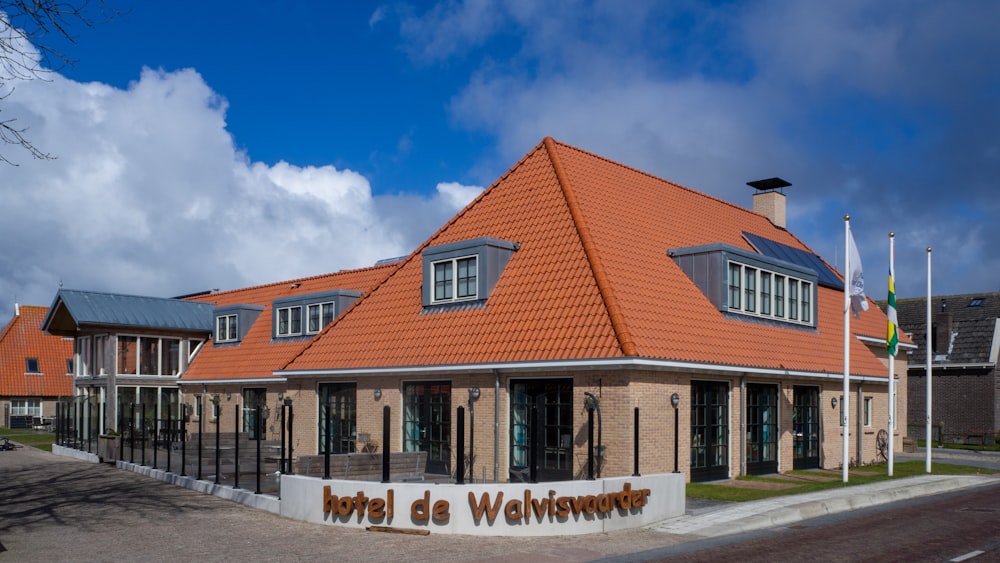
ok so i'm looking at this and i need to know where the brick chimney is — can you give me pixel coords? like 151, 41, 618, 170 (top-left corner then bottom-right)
747, 178, 791, 229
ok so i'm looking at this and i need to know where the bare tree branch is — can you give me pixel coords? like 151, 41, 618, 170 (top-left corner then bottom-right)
0, 1, 119, 164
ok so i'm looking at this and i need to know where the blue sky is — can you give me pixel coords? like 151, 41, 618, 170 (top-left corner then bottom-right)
2, 1, 999, 322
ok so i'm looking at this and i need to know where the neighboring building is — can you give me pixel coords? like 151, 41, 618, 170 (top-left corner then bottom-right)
894, 292, 1000, 444
41, 291, 215, 436
277, 137, 904, 482
0, 305, 74, 428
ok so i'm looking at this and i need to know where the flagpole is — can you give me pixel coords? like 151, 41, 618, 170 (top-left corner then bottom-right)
887, 233, 895, 477
926, 247, 933, 473
843, 215, 851, 483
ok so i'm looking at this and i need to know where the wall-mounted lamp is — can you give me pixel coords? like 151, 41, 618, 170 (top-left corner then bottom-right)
469, 387, 481, 401
374, 388, 382, 401
226, 391, 231, 401
278, 391, 284, 400
670, 393, 680, 473
831, 396, 838, 409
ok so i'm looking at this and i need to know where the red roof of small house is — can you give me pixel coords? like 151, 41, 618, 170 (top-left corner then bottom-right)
179, 265, 394, 383
282, 138, 892, 378
0, 305, 74, 397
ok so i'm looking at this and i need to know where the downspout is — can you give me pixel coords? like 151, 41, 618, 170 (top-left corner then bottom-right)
737, 375, 745, 477
494, 369, 500, 483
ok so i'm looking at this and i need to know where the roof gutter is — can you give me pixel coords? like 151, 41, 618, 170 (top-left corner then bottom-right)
276, 357, 891, 383
178, 377, 288, 386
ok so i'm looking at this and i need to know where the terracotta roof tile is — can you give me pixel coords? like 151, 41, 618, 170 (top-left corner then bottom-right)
0, 306, 74, 397
179, 265, 394, 382
284, 138, 891, 377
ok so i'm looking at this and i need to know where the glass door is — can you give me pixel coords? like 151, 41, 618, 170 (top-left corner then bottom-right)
746, 383, 778, 475
691, 381, 729, 482
403, 381, 451, 475
242, 388, 267, 440
319, 383, 356, 454
793, 386, 820, 469
509, 379, 573, 482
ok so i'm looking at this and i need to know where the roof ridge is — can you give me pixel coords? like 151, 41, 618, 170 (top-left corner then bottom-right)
543, 137, 636, 357
190, 262, 398, 300
548, 137, 782, 227
280, 140, 554, 370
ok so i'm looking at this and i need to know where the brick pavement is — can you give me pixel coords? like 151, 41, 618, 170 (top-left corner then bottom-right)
0, 445, 687, 562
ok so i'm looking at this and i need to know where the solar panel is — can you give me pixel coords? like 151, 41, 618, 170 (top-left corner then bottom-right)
743, 232, 844, 290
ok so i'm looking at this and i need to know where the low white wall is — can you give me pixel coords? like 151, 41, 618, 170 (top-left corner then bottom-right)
53, 444, 100, 463
280, 473, 684, 536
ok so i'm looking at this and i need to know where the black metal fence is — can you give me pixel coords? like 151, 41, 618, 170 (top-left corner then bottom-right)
54, 397, 295, 497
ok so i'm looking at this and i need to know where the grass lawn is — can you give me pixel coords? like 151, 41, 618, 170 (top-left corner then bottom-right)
1, 428, 57, 452
687, 461, 998, 502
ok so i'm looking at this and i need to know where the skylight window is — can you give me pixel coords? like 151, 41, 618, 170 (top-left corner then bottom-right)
25, 357, 40, 373
968, 297, 984, 307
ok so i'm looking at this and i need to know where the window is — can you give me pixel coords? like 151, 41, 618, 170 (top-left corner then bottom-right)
432, 256, 478, 303
118, 336, 137, 375
139, 337, 160, 375
760, 272, 772, 315
306, 302, 335, 334
77, 336, 91, 376
421, 237, 518, 308
276, 306, 302, 337
216, 314, 238, 343
25, 358, 40, 373
11, 399, 41, 417
163, 339, 180, 376
727, 262, 814, 326
66, 359, 73, 374
863, 397, 872, 427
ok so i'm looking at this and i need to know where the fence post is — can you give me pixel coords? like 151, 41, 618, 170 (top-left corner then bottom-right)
286, 400, 294, 475
456, 406, 465, 484
180, 404, 187, 477
130, 404, 135, 463
381, 405, 390, 483
214, 399, 221, 485
255, 404, 262, 495
233, 404, 240, 490
166, 409, 173, 473
633, 407, 640, 477
280, 402, 286, 476
141, 404, 147, 466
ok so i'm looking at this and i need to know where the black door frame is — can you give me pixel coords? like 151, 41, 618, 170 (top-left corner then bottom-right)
318, 382, 357, 454
508, 378, 573, 483
691, 380, 729, 482
793, 385, 821, 469
745, 383, 779, 475
402, 381, 451, 475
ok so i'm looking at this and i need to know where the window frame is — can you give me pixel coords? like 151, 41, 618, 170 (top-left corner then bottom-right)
25, 357, 40, 374
216, 314, 238, 343
276, 305, 303, 337
727, 260, 816, 326
306, 301, 336, 334
431, 255, 479, 304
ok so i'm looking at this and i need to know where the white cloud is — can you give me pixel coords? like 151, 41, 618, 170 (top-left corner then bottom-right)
435, 181, 483, 210
0, 66, 469, 320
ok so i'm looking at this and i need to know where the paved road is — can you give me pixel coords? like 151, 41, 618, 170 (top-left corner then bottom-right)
0, 446, 687, 562
628, 481, 1000, 562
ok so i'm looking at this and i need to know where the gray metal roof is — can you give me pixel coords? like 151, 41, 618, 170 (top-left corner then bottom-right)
43, 289, 214, 335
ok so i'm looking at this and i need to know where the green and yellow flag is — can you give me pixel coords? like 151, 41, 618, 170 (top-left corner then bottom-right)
886, 266, 898, 356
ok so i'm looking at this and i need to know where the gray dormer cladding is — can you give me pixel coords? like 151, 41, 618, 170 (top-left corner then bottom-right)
669, 243, 819, 324
271, 289, 363, 340
421, 237, 519, 309
213, 304, 264, 344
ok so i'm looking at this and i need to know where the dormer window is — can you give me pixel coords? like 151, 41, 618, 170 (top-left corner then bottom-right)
306, 302, 335, 334
433, 256, 478, 303
216, 314, 238, 343
727, 260, 814, 325
671, 242, 819, 329
213, 304, 263, 345
421, 237, 518, 310
276, 306, 302, 337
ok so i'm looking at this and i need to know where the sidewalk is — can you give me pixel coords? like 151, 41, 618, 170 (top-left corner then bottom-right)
650, 473, 1000, 538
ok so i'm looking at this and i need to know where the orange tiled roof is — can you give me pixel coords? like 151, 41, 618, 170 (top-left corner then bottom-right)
283, 138, 892, 378
180, 265, 394, 382
0, 306, 74, 397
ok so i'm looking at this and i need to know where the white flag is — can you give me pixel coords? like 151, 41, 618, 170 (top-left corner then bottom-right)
848, 227, 868, 316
